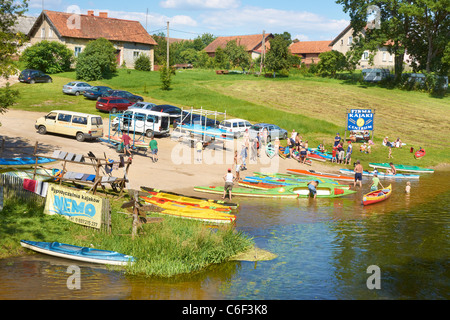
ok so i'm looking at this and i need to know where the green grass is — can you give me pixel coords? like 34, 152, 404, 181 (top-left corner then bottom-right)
0, 197, 252, 277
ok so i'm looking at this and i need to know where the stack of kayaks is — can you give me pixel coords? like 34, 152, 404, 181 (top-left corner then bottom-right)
362, 184, 392, 206
194, 184, 355, 199
140, 187, 237, 224
339, 169, 420, 179
287, 169, 354, 182
20, 240, 135, 266
243, 173, 348, 186
368, 163, 434, 173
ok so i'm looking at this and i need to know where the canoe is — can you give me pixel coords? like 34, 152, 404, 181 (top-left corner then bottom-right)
362, 184, 392, 206
339, 169, 420, 179
287, 169, 354, 181
414, 149, 425, 159
194, 184, 355, 198
368, 163, 434, 173
140, 186, 238, 209
0, 156, 58, 168
20, 240, 135, 266
140, 194, 232, 213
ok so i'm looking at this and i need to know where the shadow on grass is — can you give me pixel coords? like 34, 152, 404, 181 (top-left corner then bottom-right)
1, 136, 58, 158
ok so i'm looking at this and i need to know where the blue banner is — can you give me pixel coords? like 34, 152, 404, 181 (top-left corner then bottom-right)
347, 109, 374, 131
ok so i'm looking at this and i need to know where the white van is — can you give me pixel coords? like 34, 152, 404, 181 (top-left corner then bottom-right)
219, 118, 252, 138
111, 109, 170, 137
35, 110, 103, 142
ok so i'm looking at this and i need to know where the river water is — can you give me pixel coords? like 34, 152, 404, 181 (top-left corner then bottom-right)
0, 170, 449, 300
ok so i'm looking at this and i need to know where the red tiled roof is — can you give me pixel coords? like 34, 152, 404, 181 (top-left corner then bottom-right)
204, 34, 273, 53
290, 41, 332, 54
35, 10, 157, 45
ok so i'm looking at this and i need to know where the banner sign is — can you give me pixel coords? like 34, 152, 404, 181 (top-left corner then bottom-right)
44, 185, 103, 229
347, 109, 374, 131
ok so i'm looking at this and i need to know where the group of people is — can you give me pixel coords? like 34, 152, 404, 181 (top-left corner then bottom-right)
331, 133, 353, 165
120, 133, 159, 162
283, 130, 310, 164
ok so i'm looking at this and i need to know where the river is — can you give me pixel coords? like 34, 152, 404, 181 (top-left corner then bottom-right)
0, 170, 449, 300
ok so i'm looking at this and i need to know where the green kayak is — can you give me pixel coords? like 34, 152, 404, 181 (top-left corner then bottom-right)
194, 183, 356, 198
368, 163, 434, 173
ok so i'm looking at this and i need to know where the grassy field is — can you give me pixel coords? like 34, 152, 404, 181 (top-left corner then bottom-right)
9, 68, 449, 168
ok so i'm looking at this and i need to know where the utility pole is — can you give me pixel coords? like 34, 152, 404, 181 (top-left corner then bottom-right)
145, 8, 148, 31
260, 30, 265, 75
166, 21, 170, 70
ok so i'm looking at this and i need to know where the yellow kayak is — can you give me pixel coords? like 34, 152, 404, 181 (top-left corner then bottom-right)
155, 208, 236, 224
140, 195, 232, 214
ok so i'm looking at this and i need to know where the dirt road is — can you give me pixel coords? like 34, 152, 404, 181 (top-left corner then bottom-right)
0, 109, 338, 197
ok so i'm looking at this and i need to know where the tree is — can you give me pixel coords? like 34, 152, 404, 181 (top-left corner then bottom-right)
0, 0, 28, 119
21, 40, 73, 73
75, 38, 117, 81
317, 50, 349, 77
224, 40, 251, 70
214, 47, 229, 69
134, 54, 152, 71
264, 33, 293, 75
159, 63, 175, 90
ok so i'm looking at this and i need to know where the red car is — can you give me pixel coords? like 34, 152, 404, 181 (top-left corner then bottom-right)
96, 97, 133, 113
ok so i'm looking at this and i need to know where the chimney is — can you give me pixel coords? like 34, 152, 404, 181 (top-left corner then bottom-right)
99, 12, 108, 18
87, 10, 94, 16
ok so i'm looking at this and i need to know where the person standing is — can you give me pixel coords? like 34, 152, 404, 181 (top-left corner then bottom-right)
240, 142, 248, 170
369, 173, 383, 191
354, 160, 363, 188
121, 133, 132, 157
334, 133, 341, 147
222, 168, 235, 200
345, 141, 353, 165
149, 136, 158, 162
196, 140, 203, 162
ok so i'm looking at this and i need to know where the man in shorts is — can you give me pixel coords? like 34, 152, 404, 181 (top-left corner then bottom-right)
354, 160, 363, 188
223, 168, 235, 200
121, 133, 132, 157
307, 180, 320, 199
149, 136, 158, 162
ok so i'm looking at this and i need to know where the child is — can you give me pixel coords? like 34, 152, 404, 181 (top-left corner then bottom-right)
332, 146, 337, 163
388, 146, 393, 159
405, 181, 411, 193
370, 173, 383, 192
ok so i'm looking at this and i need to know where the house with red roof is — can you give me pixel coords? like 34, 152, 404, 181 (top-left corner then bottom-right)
27, 10, 157, 70
204, 33, 273, 60
289, 40, 332, 66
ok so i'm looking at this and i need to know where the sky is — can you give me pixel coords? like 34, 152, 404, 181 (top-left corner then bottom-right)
27, 0, 351, 42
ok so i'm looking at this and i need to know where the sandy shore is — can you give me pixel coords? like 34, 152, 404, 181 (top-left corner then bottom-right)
0, 109, 342, 199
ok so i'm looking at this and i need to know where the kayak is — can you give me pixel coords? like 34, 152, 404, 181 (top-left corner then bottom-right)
0, 156, 58, 168
368, 163, 434, 173
239, 180, 351, 190
266, 143, 277, 158
307, 153, 327, 162
362, 184, 392, 206
20, 240, 135, 266
287, 169, 354, 181
414, 149, 425, 159
308, 149, 333, 160
194, 184, 355, 198
140, 187, 238, 209
339, 169, 420, 179
140, 194, 232, 213
252, 172, 343, 185
150, 208, 236, 224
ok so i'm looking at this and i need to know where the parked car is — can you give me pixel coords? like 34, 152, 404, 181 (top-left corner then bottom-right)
174, 111, 219, 128
63, 81, 92, 96
219, 118, 252, 138
249, 123, 288, 142
96, 97, 133, 113
19, 69, 52, 84
129, 103, 182, 124
102, 90, 143, 103
83, 86, 113, 100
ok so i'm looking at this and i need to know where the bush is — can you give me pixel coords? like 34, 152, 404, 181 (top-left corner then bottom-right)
20, 40, 73, 73
75, 38, 116, 81
134, 54, 152, 71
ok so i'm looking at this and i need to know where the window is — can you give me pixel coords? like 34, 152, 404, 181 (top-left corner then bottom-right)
133, 51, 140, 59
389, 53, 393, 62
57, 113, 72, 122
382, 51, 387, 62
74, 47, 82, 57
340, 39, 344, 46
72, 116, 87, 125
49, 28, 53, 38
363, 51, 369, 60
91, 117, 103, 125
46, 112, 57, 120
41, 27, 45, 39
348, 36, 352, 45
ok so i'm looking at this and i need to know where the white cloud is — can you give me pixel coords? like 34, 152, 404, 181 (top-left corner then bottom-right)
29, 0, 62, 9
294, 34, 310, 41
159, 0, 241, 10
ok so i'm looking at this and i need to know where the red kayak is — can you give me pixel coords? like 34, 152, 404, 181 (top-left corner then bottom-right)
414, 149, 425, 159
307, 153, 327, 162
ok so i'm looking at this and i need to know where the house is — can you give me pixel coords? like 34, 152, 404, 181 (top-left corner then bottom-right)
329, 24, 396, 70
289, 40, 332, 66
27, 10, 157, 70
204, 33, 273, 60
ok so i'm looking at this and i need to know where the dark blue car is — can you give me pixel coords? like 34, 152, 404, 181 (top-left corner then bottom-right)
83, 86, 113, 100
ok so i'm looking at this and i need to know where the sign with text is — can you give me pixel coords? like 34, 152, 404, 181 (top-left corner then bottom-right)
44, 185, 103, 229
347, 109, 374, 131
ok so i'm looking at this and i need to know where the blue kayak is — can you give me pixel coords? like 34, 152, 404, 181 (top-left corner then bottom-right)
20, 240, 135, 266
0, 157, 58, 168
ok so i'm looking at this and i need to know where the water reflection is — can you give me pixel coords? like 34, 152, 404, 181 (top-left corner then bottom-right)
0, 171, 448, 299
